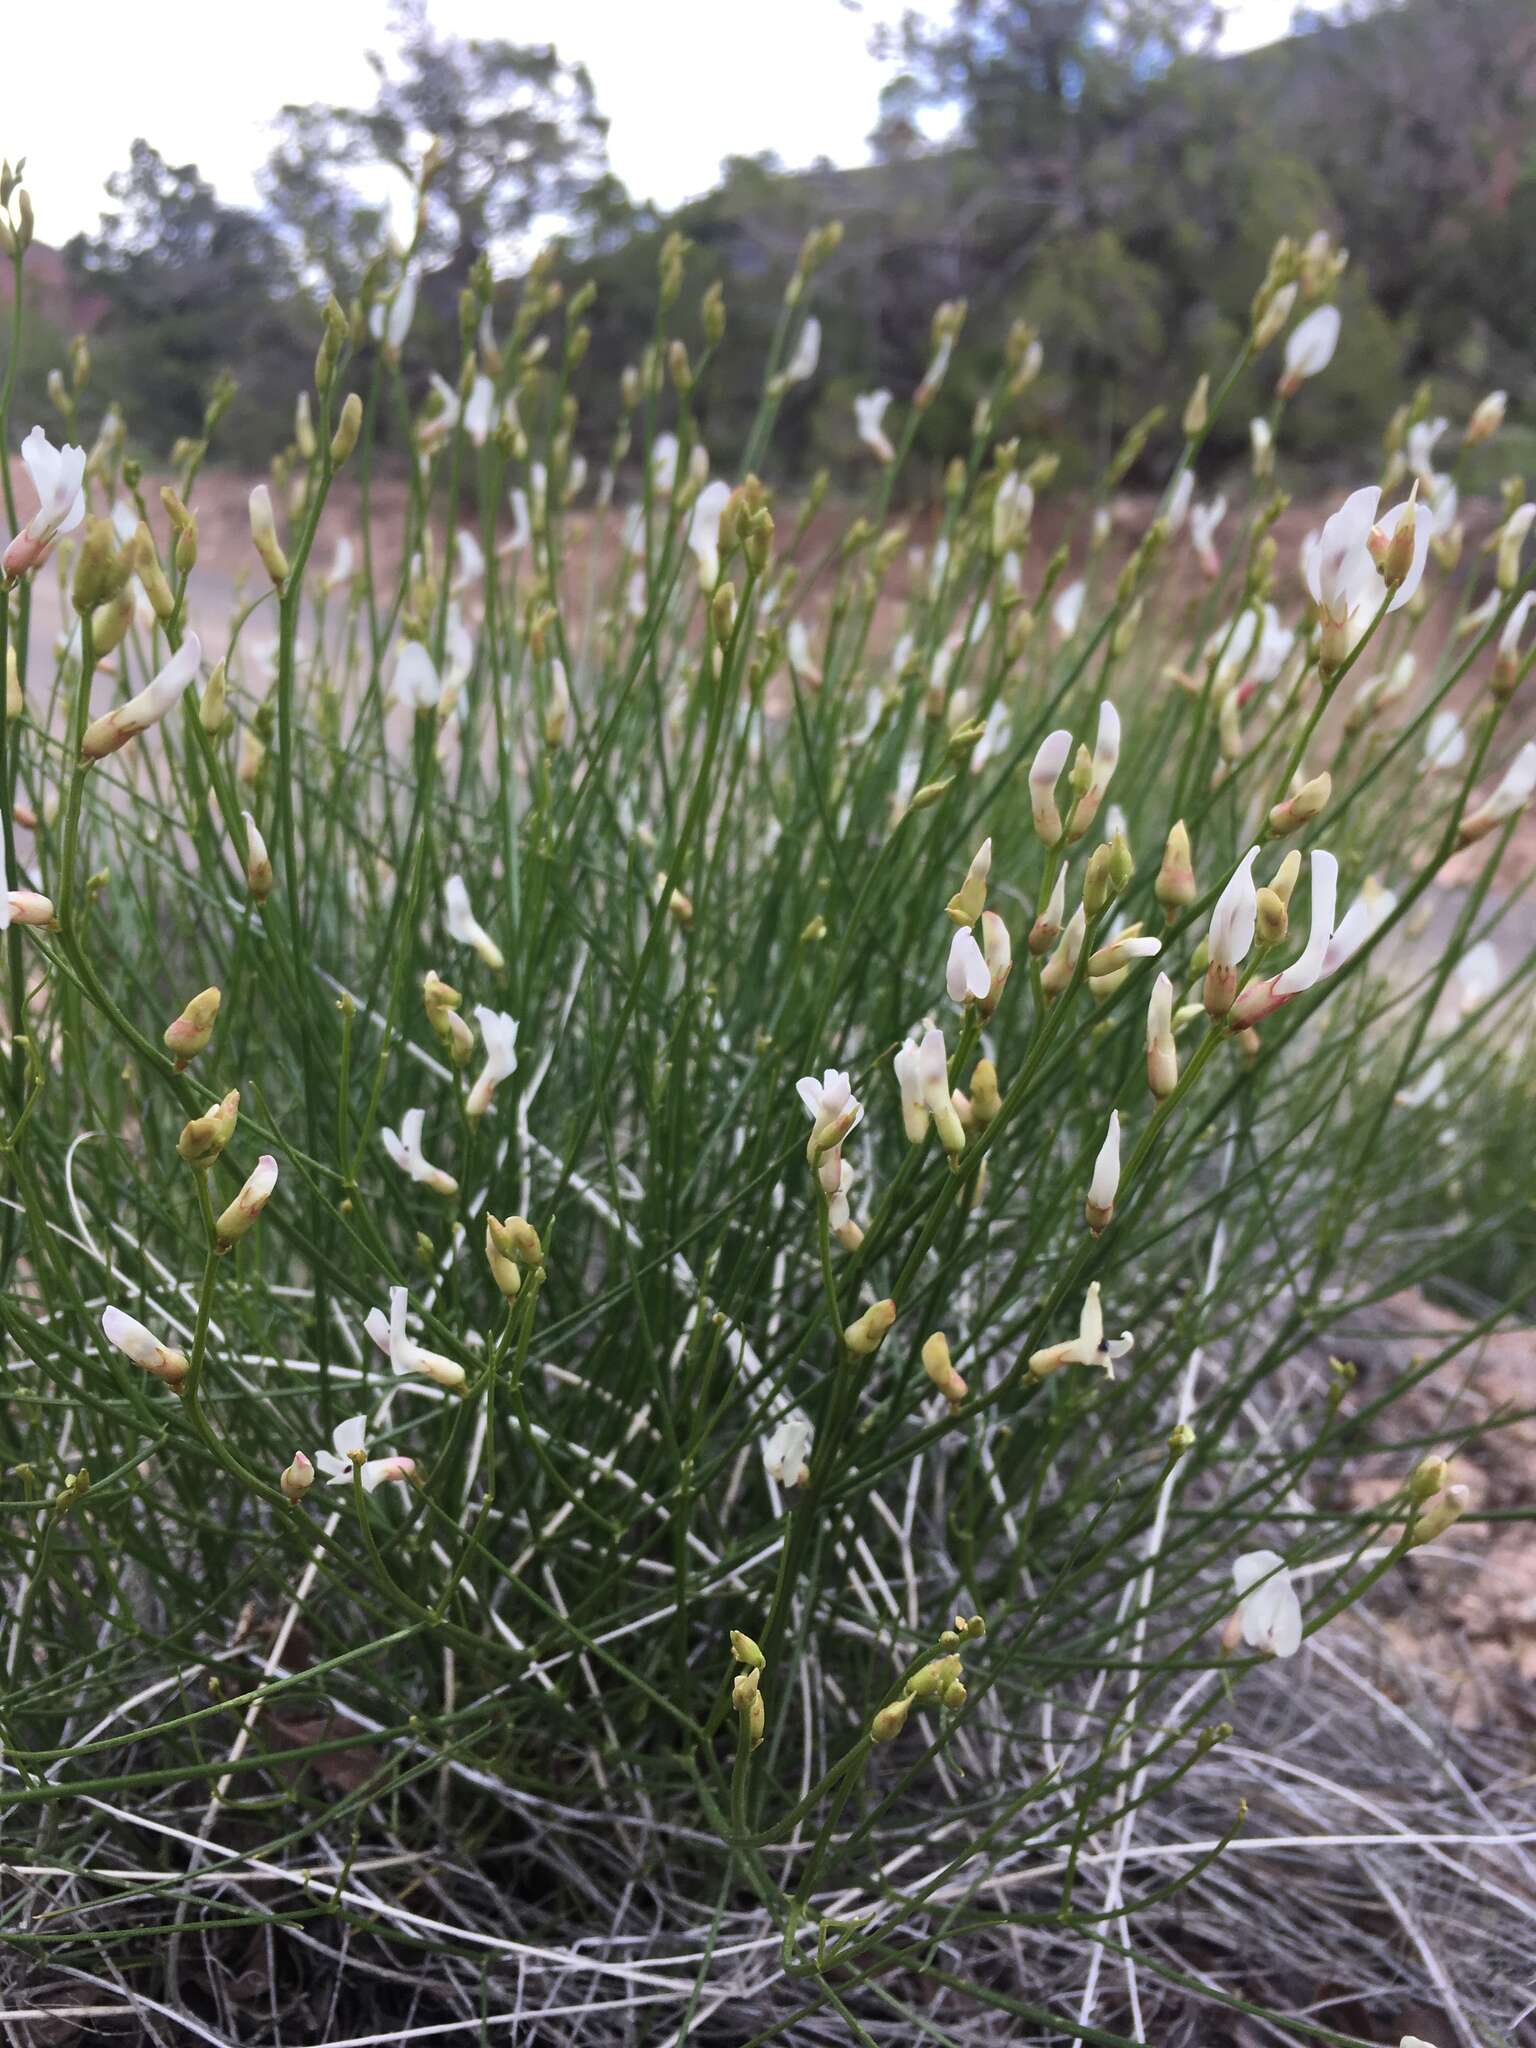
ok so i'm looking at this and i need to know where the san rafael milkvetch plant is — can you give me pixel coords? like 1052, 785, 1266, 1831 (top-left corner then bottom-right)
1, 151, 1533, 2044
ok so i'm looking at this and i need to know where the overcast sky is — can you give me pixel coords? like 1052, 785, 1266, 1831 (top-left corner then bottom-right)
8, 0, 1303, 247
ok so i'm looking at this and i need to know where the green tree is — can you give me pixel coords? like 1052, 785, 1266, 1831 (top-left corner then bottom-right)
64, 141, 314, 461
262, 0, 619, 301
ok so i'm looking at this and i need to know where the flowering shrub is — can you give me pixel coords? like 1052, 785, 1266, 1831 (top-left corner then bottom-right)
1, 162, 1531, 2042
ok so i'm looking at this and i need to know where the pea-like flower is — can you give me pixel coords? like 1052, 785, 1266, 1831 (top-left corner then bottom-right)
946, 926, 989, 1006
0, 843, 55, 931
314, 1413, 416, 1492
1029, 728, 1073, 845
1204, 847, 1259, 1015
1278, 303, 1340, 395
466, 1005, 519, 1120
81, 634, 202, 758
1421, 709, 1466, 773
369, 269, 418, 354
1189, 494, 1227, 578
102, 1305, 190, 1388
444, 874, 505, 972
854, 390, 894, 463
1229, 850, 1339, 1027
762, 1408, 813, 1488
688, 480, 732, 590
364, 1283, 466, 1392
3, 425, 87, 579
381, 1107, 460, 1197
1028, 1283, 1134, 1380
782, 316, 820, 387
1228, 1549, 1302, 1658
1458, 741, 1536, 845
1303, 486, 1429, 667
394, 641, 442, 712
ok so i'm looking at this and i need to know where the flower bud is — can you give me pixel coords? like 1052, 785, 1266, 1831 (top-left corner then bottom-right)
1182, 373, 1210, 436
1407, 1454, 1448, 1504
241, 812, 273, 900
905, 1653, 963, 1701
730, 1629, 765, 1671
331, 392, 363, 466
1408, 1484, 1469, 1549
1083, 843, 1114, 918
731, 1666, 759, 1712
248, 485, 289, 586
844, 1298, 896, 1357
920, 1330, 967, 1406
1154, 820, 1195, 913
199, 661, 229, 737
1146, 972, 1177, 1099
945, 837, 991, 929
164, 987, 221, 1068
1254, 886, 1287, 947
281, 1451, 314, 1503
970, 1058, 1001, 1124
1267, 770, 1330, 837
71, 517, 128, 614
1464, 390, 1505, 448
177, 1089, 240, 1169
102, 1306, 188, 1390
871, 1696, 911, 1742
216, 1154, 278, 1246
1028, 868, 1065, 957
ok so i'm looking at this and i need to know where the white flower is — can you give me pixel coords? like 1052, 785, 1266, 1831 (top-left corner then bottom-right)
649, 431, 681, 496
1499, 591, 1534, 664
1231, 1550, 1303, 1658
1029, 728, 1073, 844
3, 425, 87, 577
1230, 850, 1340, 1026
1396, 1056, 1447, 1111
1052, 578, 1085, 640
688, 480, 732, 590
1208, 847, 1260, 969
1165, 468, 1194, 536
893, 1037, 929, 1145
502, 487, 532, 557
992, 472, 1033, 555
1086, 1110, 1120, 1228
762, 1408, 813, 1488
1028, 1283, 1134, 1380
463, 374, 496, 448
444, 874, 505, 972
1421, 708, 1466, 772
1303, 486, 1429, 658
102, 1305, 188, 1386
1406, 416, 1447, 480
1454, 940, 1502, 1014
314, 1413, 417, 1492
1249, 416, 1274, 476
1280, 303, 1340, 391
394, 641, 442, 711
364, 1284, 466, 1392
80, 633, 202, 759
466, 1004, 518, 1120
370, 270, 418, 352
786, 619, 821, 684
381, 1106, 460, 1197
783, 316, 821, 387
453, 529, 485, 593
1189, 494, 1227, 577
946, 927, 990, 1006
917, 331, 952, 401
854, 390, 894, 463
325, 536, 355, 591
797, 1068, 862, 1149
1322, 880, 1396, 973
1459, 740, 1536, 844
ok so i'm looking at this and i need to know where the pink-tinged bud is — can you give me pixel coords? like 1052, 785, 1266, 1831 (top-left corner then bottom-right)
81, 635, 203, 759
102, 1306, 189, 1390
216, 1154, 278, 1247
178, 1089, 240, 1169
281, 1451, 315, 1503
1154, 819, 1195, 914
1085, 1109, 1120, 1233
1, 887, 56, 930
2, 531, 47, 579
1464, 390, 1505, 448
1267, 771, 1331, 838
164, 987, 221, 1068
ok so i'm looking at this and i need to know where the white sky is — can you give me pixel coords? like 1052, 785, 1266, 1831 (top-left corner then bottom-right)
7, 0, 1303, 247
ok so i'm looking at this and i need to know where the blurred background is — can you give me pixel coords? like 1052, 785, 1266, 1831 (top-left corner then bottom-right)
3, 0, 1531, 494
